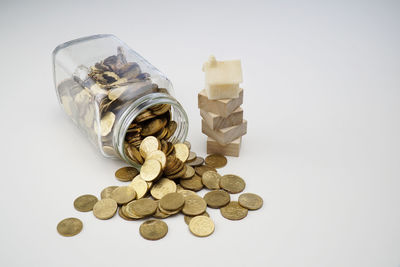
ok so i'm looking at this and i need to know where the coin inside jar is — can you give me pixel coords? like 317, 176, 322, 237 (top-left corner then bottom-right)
57, 217, 83, 237
139, 219, 168, 240
115, 167, 139, 182
189, 216, 215, 237
220, 201, 248, 220
73, 194, 98, 212
205, 154, 227, 168
201, 171, 221, 190
219, 174, 246, 194
110, 186, 136, 204
238, 193, 263, 210
159, 192, 185, 211
203, 190, 230, 208
93, 198, 118, 220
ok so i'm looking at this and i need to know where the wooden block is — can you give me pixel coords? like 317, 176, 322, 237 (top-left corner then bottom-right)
207, 137, 242, 157
198, 88, 243, 117
200, 107, 243, 130
202, 119, 247, 145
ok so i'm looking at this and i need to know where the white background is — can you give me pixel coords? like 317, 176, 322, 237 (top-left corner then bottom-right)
0, 0, 399, 266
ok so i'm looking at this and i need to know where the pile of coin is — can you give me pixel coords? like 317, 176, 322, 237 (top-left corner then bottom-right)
57, 145, 263, 240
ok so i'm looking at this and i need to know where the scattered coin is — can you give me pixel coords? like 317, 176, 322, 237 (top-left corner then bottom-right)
57, 217, 83, 237
100, 186, 118, 199
128, 175, 148, 199
73, 194, 98, 212
220, 174, 246, 194
93, 198, 118, 220
139, 136, 160, 158
187, 151, 196, 162
181, 165, 195, 179
146, 150, 166, 169
129, 198, 158, 216
139, 219, 168, 240
140, 159, 162, 181
118, 206, 136, 221
174, 143, 189, 162
238, 193, 263, 210
159, 192, 185, 211
182, 195, 207, 216
195, 165, 216, 176
203, 190, 230, 208
220, 201, 248, 220
180, 174, 203, 191
205, 154, 227, 168
150, 178, 177, 199
111, 186, 136, 205
184, 211, 209, 225
189, 216, 215, 237
201, 171, 221, 190
115, 166, 139, 182
153, 208, 170, 219
178, 189, 197, 198
184, 141, 191, 150
188, 157, 204, 167
124, 201, 145, 219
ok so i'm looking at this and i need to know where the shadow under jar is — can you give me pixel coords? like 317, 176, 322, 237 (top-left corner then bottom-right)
53, 34, 188, 169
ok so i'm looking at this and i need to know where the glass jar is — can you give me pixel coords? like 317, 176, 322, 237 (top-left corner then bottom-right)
52, 34, 188, 168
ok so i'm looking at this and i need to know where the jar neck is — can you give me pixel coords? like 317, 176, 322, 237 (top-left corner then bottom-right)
112, 93, 188, 168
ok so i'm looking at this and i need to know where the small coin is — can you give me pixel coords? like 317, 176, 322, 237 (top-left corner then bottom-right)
205, 154, 227, 168
146, 150, 166, 169
195, 165, 216, 176
238, 193, 263, 210
160, 192, 185, 211
153, 208, 171, 219
128, 175, 148, 199
139, 219, 168, 240
189, 216, 215, 237
174, 143, 190, 162
158, 202, 181, 215
130, 198, 158, 216
178, 189, 197, 198
201, 171, 221, 190
115, 167, 139, 182
188, 157, 204, 167
150, 178, 177, 200
182, 194, 207, 216
139, 136, 160, 158
180, 175, 203, 191
140, 159, 162, 181
184, 211, 209, 225
124, 201, 145, 219
220, 201, 248, 220
73, 194, 98, 212
111, 186, 136, 204
187, 151, 196, 162
126, 145, 143, 164
203, 190, 230, 208
93, 198, 118, 220
100, 186, 118, 199
181, 165, 195, 179
57, 217, 83, 237
219, 174, 245, 194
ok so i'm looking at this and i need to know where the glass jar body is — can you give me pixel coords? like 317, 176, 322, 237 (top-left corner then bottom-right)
52, 34, 188, 167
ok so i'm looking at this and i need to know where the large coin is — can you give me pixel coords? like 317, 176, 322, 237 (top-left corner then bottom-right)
146, 150, 166, 169
111, 186, 136, 204
115, 167, 139, 182
201, 171, 221, 190
100, 186, 118, 199
93, 198, 118, 220
57, 217, 83, 237
219, 174, 246, 194
205, 154, 227, 168
203, 190, 230, 208
139, 136, 160, 158
73, 194, 98, 212
128, 175, 148, 199
150, 178, 177, 200
130, 198, 158, 216
238, 193, 263, 210
189, 216, 215, 237
182, 195, 207, 216
195, 165, 216, 176
159, 192, 185, 211
174, 143, 190, 162
220, 201, 248, 220
181, 165, 195, 179
187, 157, 204, 167
140, 159, 161, 181
141, 118, 165, 136
139, 219, 168, 240
184, 211, 209, 225
180, 174, 203, 191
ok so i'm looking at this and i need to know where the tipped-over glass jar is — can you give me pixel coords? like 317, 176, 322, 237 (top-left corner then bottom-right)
52, 34, 188, 168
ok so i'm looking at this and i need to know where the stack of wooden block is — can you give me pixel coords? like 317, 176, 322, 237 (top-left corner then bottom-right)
198, 56, 247, 157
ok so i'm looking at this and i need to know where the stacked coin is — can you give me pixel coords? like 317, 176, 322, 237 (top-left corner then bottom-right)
57, 144, 263, 240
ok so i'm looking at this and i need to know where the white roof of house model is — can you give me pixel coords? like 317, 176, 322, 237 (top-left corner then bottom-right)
202, 55, 243, 85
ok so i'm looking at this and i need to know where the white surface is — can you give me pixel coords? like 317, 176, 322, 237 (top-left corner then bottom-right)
1, 0, 399, 266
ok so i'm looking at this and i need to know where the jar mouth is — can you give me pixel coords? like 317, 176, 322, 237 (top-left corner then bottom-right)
112, 92, 188, 169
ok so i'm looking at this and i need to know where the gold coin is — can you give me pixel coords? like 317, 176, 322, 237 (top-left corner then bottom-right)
141, 118, 165, 136
139, 136, 160, 158
165, 121, 177, 139
128, 175, 148, 199
100, 186, 118, 199
205, 154, 227, 168
153, 208, 170, 219
173, 143, 189, 162
220, 174, 246, 194
140, 159, 161, 181
184, 140, 191, 150
203, 190, 230, 208
158, 202, 181, 215
195, 165, 216, 176
189, 216, 215, 237
139, 219, 168, 240
188, 157, 204, 167
126, 145, 143, 164
182, 195, 207, 216
238, 193, 263, 210
181, 165, 195, 179
187, 151, 196, 162
166, 165, 187, 179
178, 189, 197, 198
184, 211, 209, 225
220, 201, 248, 220
130, 198, 158, 216
111, 186, 136, 204
124, 201, 145, 219
146, 150, 166, 169
159, 192, 185, 211
73, 194, 98, 212
180, 174, 203, 191
118, 206, 135, 221
99, 111, 115, 136
57, 217, 83, 237
150, 178, 177, 200
201, 171, 221, 190
93, 198, 118, 220
115, 167, 139, 182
